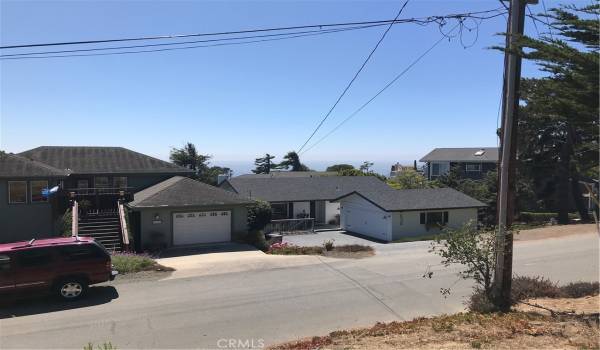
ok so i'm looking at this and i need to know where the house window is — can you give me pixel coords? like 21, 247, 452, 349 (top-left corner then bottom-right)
465, 163, 482, 172
210, 212, 218, 217
420, 211, 449, 225
94, 177, 109, 188
113, 176, 127, 189
271, 203, 288, 219
431, 163, 440, 176
30, 180, 48, 203
8, 181, 27, 204
221, 212, 228, 216
77, 179, 89, 195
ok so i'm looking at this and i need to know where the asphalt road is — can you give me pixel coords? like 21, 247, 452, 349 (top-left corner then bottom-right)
0, 233, 597, 349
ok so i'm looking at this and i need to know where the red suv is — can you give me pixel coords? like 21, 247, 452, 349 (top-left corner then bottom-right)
0, 237, 118, 301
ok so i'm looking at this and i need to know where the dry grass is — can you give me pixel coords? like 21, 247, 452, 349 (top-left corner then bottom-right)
270, 304, 600, 350
267, 244, 374, 259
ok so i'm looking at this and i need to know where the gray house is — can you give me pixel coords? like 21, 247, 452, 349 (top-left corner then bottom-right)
420, 147, 498, 180
220, 175, 393, 225
333, 188, 486, 242
128, 176, 252, 249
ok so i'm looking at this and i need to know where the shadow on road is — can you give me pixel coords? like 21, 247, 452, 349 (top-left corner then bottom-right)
158, 242, 258, 258
0, 286, 119, 318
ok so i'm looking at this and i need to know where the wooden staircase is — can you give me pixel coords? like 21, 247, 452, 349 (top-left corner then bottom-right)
78, 211, 123, 251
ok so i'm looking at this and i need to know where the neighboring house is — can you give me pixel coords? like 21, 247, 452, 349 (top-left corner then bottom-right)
127, 176, 252, 249
1, 146, 194, 246
220, 176, 392, 224
0, 153, 68, 243
332, 188, 486, 242
389, 163, 412, 178
419, 147, 498, 180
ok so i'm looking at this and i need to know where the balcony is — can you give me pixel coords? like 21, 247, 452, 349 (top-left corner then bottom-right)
66, 187, 134, 197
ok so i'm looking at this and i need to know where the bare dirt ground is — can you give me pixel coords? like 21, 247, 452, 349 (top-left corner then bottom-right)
515, 223, 598, 241
271, 297, 600, 350
516, 295, 600, 316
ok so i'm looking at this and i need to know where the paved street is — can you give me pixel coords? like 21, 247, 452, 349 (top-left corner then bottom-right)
0, 232, 598, 349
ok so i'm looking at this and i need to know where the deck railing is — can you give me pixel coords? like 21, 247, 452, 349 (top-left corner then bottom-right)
264, 218, 315, 235
118, 201, 130, 251
71, 201, 79, 237
67, 187, 133, 196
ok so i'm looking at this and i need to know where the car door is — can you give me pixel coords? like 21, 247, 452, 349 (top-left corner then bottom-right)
0, 253, 15, 293
14, 248, 57, 291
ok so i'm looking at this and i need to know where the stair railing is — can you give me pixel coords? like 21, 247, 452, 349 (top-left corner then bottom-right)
71, 200, 79, 237
118, 201, 130, 251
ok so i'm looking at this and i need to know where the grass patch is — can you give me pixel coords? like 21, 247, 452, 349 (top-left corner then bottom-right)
111, 252, 173, 274
267, 243, 374, 258
392, 234, 440, 243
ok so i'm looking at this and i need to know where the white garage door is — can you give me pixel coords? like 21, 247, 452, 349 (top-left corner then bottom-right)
343, 204, 390, 241
173, 211, 231, 245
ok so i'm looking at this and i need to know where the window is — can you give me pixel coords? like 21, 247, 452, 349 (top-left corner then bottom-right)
431, 163, 440, 176
94, 177, 109, 188
271, 203, 288, 219
210, 212, 218, 217
198, 212, 206, 217
187, 213, 195, 218
76, 179, 89, 194
8, 181, 27, 204
0, 254, 11, 271
420, 211, 449, 225
113, 176, 127, 189
30, 180, 48, 203
59, 245, 105, 261
17, 248, 54, 267
221, 212, 228, 216
465, 163, 481, 172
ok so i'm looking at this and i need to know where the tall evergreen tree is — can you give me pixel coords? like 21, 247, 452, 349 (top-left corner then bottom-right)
515, 3, 598, 223
278, 151, 309, 171
169, 142, 211, 176
252, 153, 276, 174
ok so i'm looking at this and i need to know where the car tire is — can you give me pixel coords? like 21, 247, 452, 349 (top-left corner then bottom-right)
55, 278, 88, 301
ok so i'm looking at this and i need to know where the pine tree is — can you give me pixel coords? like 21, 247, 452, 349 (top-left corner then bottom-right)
252, 154, 276, 174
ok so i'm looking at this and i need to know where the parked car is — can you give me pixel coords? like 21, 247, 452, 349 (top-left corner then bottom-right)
0, 236, 118, 301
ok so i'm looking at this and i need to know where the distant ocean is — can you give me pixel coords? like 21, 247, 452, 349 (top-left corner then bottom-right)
215, 160, 415, 177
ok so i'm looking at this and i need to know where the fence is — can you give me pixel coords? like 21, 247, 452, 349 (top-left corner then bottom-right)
264, 218, 315, 235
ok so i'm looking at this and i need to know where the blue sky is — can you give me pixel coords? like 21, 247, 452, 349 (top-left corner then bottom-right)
0, 0, 556, 175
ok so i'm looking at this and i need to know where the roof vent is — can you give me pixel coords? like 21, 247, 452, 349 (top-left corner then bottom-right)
474, 149, 486, 156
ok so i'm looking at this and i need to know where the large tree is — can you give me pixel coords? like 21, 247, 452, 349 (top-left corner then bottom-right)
387, 169, 433, 190
252, 154, 276, 174
278, 151, 310, 171
169, 142, 211, 175
515, 3, 598, 223
326, 164, 355, 172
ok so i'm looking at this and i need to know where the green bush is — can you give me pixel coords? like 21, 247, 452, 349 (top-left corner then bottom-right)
55, 209, 72, 237
111, 253, 156, 273
247, 200, 272, 231
323, 239, 335, 251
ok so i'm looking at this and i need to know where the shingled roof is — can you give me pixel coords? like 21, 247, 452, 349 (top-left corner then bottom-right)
0, 152, 67, 178
222, 175, 392, 202
236, 171, 338, 179
129, 176, 253, 208
419, 147, 499, 162
333, 187, 486, 212
19, 146, 193, 175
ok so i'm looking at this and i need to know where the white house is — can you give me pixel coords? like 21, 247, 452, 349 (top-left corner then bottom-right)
333, 188, 486, 242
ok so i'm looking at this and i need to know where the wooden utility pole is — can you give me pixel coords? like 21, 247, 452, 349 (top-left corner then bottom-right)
494, 0, 530, 311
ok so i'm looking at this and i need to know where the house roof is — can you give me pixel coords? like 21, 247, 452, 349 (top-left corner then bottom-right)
0, 152, 68, 178
235, 171, 338, 179
222, 175, 392, 202
419, 147, 499, 162
129, 176, 253, 208
333, 188, 487, 212
19, 146, 193, 175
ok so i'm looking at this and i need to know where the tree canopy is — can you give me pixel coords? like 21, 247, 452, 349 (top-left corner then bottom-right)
252, 153, 276, 174
326, 164, 355, 172
387, 169, 433, 190
278, 151, 310, 171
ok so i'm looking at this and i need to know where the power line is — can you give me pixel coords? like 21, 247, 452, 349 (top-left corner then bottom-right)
0, 24, 386, 60
296, 0, 411, 153
526, 5, 541, 37
0, 8, 503, 50
301, 23, 460, 155
541, 0, 555, 39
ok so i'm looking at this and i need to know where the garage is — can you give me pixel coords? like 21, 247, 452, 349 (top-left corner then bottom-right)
127, 176, 253, 249
173, 211, 231, 245
342, 203, 390, 241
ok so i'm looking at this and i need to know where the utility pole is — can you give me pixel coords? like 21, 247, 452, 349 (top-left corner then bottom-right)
494, 0, 531, 311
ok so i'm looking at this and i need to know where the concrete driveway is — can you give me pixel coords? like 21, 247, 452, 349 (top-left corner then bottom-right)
283, 230, 383, 247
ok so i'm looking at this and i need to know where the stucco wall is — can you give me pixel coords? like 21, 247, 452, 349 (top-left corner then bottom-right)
339, 194, 392, 241
391, 207, 478, 240
0, 179, 61, 243
136, 205, 248, 248
325, 200, 340, 224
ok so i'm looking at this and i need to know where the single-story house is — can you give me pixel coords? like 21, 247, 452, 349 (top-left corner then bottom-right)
220, 175, 393, 224
332, 188, 486, 242
127, 176, 253, 248
420, 147, 498, 180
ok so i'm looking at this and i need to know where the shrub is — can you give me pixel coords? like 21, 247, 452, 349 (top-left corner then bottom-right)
248, 229, 269, 252
84, 342, 116, 350
511, 275, 561, 301
111, 252, 157, 273
247, 200, 272, 231
559, 281, 599, 298
55, 208, 73, 237
323, 239, 335, 251
467, 289, 499, 313
518, 212, 557, 224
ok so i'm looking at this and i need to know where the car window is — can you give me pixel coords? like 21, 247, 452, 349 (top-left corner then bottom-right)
58, 244, 106, 261
0, 254, 11, 271
16, 248, 55, 267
